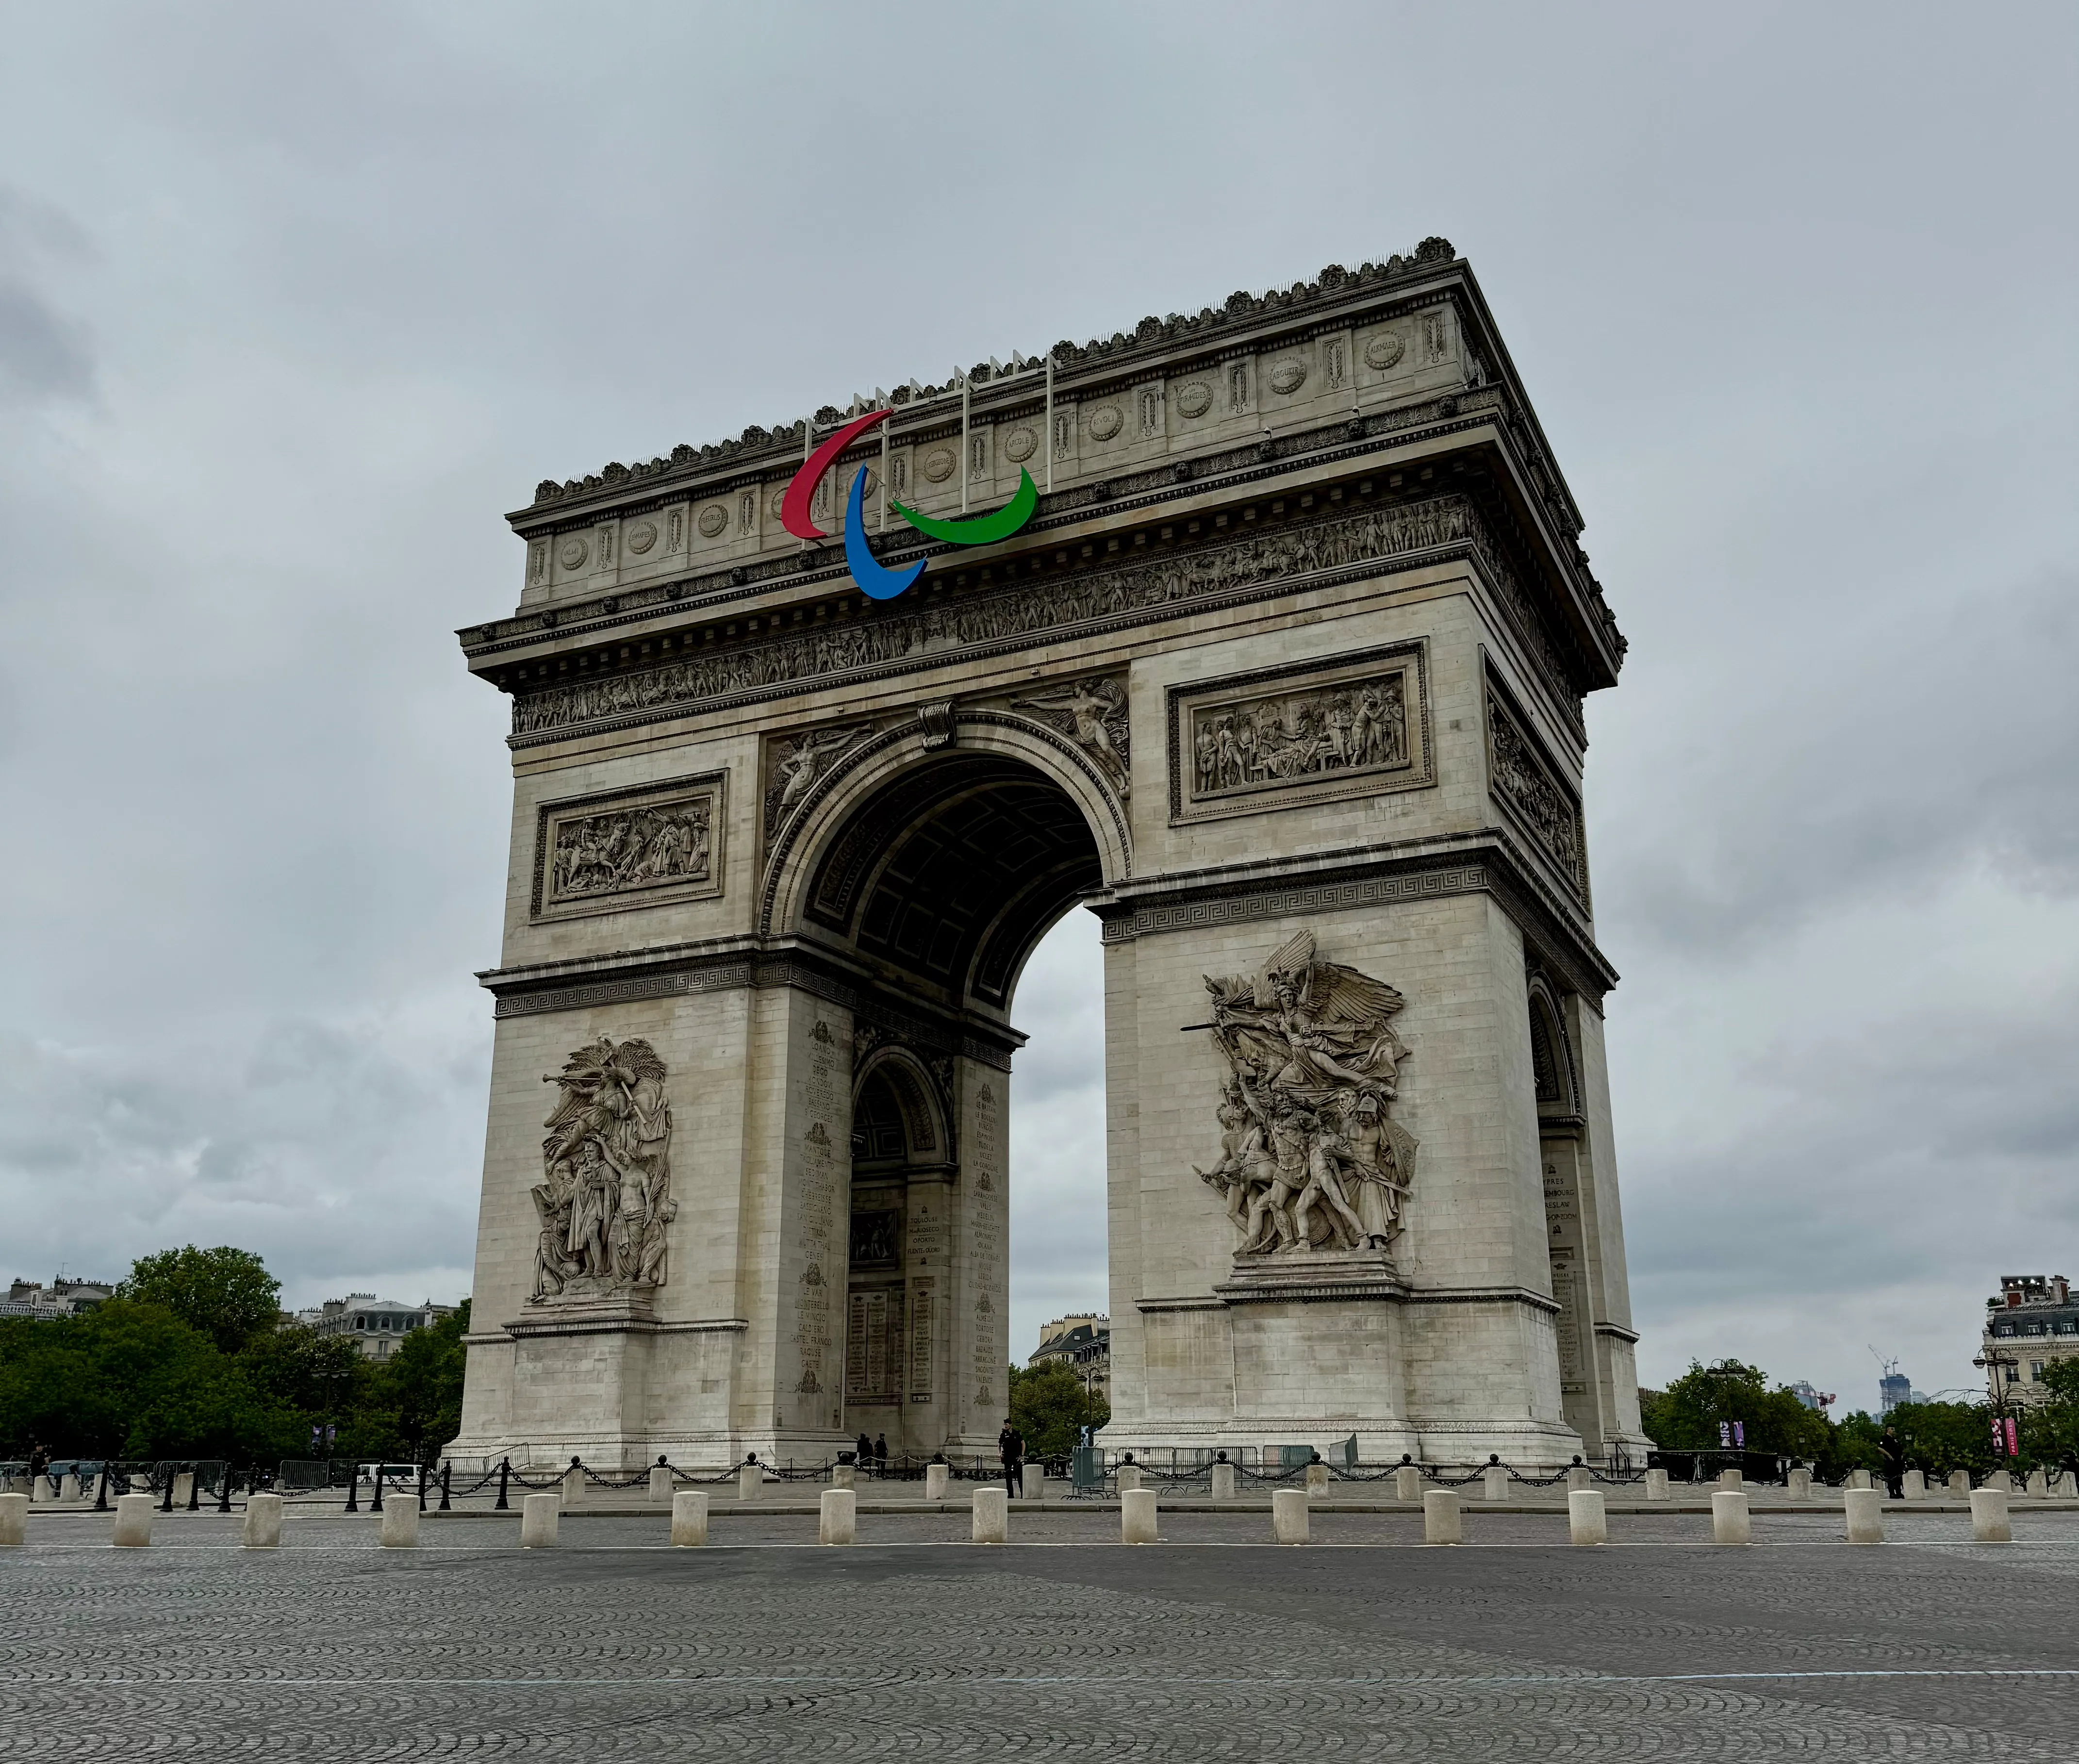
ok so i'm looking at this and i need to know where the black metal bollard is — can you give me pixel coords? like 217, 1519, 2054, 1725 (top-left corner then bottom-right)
187, 1468, 202, 1512
372, 1467, 385, 1512
218, 1467, 234, 1513
417, 1462, 429, 1511
439, 1461, 453, 1512
495, 1457, 510, 1511
160, 1471, 174, 1514
94, 1465, 110, 1512
345, 1465, 359, 1514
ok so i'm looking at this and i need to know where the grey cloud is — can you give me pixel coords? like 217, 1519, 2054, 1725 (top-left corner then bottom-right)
0, 2, 2074, 1419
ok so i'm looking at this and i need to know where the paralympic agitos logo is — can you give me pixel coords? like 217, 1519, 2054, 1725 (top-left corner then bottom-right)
781, 408, 1038, 601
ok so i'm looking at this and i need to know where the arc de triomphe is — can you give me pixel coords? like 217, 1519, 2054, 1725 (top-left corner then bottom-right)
447, 239, 1648, 1472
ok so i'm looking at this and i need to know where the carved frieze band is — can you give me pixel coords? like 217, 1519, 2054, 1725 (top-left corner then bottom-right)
1166, 642, 1432, 824
509, 493, 1532, 744
531, 771, 726, 923
1482, 664, 1587, 904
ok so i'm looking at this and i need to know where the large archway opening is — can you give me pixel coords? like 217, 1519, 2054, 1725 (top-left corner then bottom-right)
793, 747, 1113, 1459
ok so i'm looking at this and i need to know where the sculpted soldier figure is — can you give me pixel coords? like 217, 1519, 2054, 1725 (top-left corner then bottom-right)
530, 1035, 676, 1302
1192, 931, 1418, 1259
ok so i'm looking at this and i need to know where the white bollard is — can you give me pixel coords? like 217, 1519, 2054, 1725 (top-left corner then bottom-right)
1271, 1487, 1309, 1544
1644, 1468, 1671, 1501
648, 1465, 675, 1504
171, 1472, 194, 1508
737, 1463, 763, 1502
819, 1488, 857, 1545
670, 1491, 709, 1547
1424, 1489, 1462, 1544
1787, 1467, 1813, 1500
1903, 1469, 1926, 1501
380, 1489, 421, 1548
924, 1462, 949, 1501
1846, 1468, 1872, 1492
1116, 1464, 1143, 1494
971, 1486, 1007, 1544
1211, 1462, 1237, 1500
1022, 1464, 1045, 1501
113, 1493, 154, 1548
1947, 1469, 1971, 1497
2026, 1468, 2048, 1500
520, 1492, 560, 1548
1304, 1462, 1331, 1495
1711, 1489, 1751, 1545
0, 1493, 25, 1545
1844, 1488, 1884, 1544
243, 1492, 283, 1549
1121, 1488, 1158, 1544
831, 1463, 855, 1490
561, 1465, 585, 1507
2056, 1471, 2079, 1499
1985, 1468, 2013, 1495
1568, 1489, 1607, 1546
1971, 1489, 2012, 1543
1568, 1466, 1593, 1493
1483, 1465, 1508, 1501
1394, 1465, 1423, 1501
1717, 1467, 1743, 1491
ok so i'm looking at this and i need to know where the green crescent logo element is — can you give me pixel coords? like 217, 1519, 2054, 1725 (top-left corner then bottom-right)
890, 468, 1039, 547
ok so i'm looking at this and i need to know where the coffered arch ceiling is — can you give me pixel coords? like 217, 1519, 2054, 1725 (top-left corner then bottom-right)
802, 753, 1103, 1010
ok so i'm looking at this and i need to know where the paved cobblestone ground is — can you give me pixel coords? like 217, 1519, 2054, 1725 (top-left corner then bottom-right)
4, 1508, 2077, 1759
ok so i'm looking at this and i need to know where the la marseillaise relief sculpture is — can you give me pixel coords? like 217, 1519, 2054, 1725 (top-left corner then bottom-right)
446, 240, 1648, 1472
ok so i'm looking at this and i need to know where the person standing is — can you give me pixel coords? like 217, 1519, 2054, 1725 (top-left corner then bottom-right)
873, 1434, 888, 1468
854, 1432, 873, 1471
998, 1419, 1025, 1498
1879, 1427, 1906, 1500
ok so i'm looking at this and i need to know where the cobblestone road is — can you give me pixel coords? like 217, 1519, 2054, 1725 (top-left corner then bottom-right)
4, 1509, 2076, 1759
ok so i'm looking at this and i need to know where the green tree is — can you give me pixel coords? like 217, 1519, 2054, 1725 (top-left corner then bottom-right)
372, 1301, 472, 1461
2020, 1360, 2079, 1471
1638, 1359, 1832, 1461
1884, 1400, 1997, 1481
1008, 1360, 1109, 1463
118, 1246, 282, 1353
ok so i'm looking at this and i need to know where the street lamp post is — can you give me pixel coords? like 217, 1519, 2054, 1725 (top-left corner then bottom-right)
1974, 1350, 2021, 1467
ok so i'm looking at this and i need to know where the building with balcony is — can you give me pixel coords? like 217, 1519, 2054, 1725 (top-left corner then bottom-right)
1982, 1275, 2079, 1406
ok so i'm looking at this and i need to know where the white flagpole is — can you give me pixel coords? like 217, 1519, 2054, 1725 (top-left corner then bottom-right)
800, 415, 812, 551
1043, 352, 1055, 495
879, 405, 890, 534
960, 370, 971, 514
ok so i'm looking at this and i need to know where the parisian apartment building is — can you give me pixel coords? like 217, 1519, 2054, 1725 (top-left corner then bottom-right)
1982, 1275, 2079, 1405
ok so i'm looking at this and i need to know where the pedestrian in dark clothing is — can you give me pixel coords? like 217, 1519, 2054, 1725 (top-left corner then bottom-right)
1879, 1428, 1906, 1500
998, 1420, 1025, 1497
873, 1434, 888, 1467
855, 1432, 873, 1470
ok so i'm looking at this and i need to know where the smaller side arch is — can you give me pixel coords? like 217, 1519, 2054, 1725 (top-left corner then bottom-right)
851, 1042, 954, 1168
1526, 971, 1583, 1124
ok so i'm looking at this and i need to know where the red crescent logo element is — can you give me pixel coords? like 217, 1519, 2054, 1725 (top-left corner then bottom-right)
782, 408, 893, 541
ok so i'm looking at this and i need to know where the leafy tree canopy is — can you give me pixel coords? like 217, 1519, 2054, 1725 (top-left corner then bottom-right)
1008, 1360, 1109, 1463
1638, 1359, 1831, 1460
117, 1245, 282, 1353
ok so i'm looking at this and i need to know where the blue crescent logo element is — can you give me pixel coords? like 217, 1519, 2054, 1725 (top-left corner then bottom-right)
843, 468, 928, 601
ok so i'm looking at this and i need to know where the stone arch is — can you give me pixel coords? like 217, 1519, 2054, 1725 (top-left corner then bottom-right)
762, 709, 1127, 1011
850, 1042, 951, 1167
1526, 971, 1582, 1125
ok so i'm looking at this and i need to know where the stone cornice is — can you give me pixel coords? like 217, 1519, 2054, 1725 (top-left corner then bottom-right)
501, 486, 1601, 754
1089, 829, 1618, 1000
477, 934, 1028, 1070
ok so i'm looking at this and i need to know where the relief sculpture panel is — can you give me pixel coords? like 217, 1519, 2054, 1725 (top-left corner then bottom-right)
529, 1036, 676, 1302
1166, 643, 1431, 824
1192, 932, 1418, 1260
1484, 666, 1586, 901
532, 773, 725, 922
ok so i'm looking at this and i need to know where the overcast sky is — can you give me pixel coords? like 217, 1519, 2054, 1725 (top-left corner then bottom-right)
2, 3, 2073, 1421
